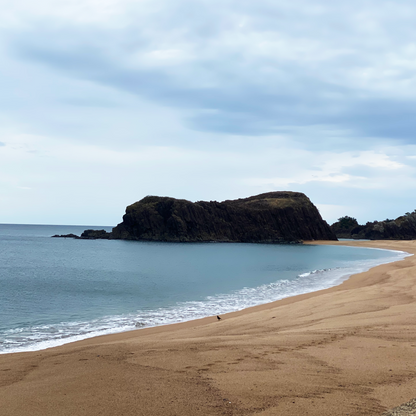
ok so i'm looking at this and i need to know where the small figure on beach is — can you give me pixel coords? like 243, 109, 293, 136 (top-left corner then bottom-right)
217, 315, 221, 320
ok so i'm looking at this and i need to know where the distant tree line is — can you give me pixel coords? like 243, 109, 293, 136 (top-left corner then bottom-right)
330, 211, 416, 240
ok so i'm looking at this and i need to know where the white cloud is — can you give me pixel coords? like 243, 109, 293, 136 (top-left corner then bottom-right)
0, 0, 141, 27
3, 0, 416, 142
2, 0, 416, 224
321, 150, 405, 170
244, 148, 409, 191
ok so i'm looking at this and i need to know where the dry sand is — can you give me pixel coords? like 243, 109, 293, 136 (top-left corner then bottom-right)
1, 240, 416, 416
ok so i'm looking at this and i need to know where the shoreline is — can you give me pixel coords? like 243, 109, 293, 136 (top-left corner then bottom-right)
0, 242, 407, 355
2, 240, 416, 415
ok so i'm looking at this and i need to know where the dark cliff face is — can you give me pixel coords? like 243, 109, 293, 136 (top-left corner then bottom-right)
110, 192, 337, 242
331, 211, 416, 240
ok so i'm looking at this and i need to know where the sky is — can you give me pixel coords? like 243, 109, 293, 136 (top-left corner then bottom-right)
1, 0, 416, 226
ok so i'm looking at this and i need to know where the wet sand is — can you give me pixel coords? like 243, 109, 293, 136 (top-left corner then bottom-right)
1, 240, 416, 416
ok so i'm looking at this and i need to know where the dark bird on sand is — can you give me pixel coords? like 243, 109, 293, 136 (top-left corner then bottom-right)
217, 315, 221, 320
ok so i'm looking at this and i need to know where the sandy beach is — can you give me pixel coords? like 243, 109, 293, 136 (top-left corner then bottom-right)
1, 240, 416, 416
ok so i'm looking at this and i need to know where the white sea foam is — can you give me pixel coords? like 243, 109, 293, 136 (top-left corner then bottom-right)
0, 248, 410, 354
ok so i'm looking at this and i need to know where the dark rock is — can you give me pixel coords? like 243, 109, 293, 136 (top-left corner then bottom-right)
109, 191, 336, 242
51, 233, 81, 239
51, 230, 111, 239
80, 229, 111, 239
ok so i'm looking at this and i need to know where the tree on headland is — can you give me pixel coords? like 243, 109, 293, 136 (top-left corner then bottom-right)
336, 216, 359, 230
330, 216, 362, 238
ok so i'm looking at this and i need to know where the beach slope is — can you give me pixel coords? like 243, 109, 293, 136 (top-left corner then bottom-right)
1, 240, 416, 416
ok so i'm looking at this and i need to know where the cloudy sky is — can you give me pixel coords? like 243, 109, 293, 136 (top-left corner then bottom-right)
1, 0, 416, 226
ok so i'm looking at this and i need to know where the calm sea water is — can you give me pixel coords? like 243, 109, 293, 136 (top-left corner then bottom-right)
0, 224, 410, 354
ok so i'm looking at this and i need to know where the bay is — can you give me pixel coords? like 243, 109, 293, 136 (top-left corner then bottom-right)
0, 224, 409, 354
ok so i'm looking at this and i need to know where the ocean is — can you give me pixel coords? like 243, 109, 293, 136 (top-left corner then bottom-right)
0, 224, 410, 354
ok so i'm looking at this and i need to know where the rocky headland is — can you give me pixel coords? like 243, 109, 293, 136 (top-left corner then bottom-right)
331, 211, 416, 240
54, 192, 336, 243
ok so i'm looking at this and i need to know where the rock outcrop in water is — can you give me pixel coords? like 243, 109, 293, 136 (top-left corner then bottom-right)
80, 229, 111, 239
331, 211, 416, 240
108, 192, 336, 242
52, 230, 111, 239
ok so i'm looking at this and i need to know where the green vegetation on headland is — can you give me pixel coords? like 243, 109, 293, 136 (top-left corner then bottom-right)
53, 192, 337, 243
331, 211, 416, 240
